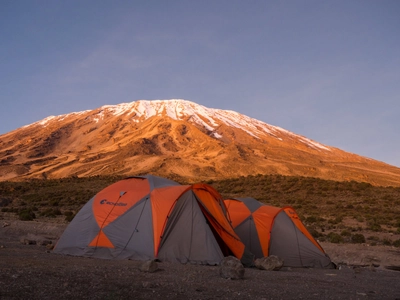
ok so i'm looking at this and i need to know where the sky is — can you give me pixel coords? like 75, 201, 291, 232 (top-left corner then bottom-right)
1, 1, 399, 167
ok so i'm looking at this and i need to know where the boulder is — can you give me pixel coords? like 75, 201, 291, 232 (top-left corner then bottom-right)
219, 256, 245, 279
139, 260, 158, 273
254, 255, 284, 271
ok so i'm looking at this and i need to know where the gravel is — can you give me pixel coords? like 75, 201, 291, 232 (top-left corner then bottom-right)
1, 220, 400, 300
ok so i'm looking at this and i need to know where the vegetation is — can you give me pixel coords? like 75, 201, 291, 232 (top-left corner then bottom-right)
1, 174, 400, 247
212, 174, 400, 247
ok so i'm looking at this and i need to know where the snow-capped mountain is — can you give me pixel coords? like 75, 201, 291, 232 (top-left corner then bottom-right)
1, 99, 400, 186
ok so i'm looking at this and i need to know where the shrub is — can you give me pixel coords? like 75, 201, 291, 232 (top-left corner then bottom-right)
307, 226, 322, 238
393, 239, 400, 248
351, 233, 366, 244
327, 232, 343, 243
64, 211, 75, 222
305, 216, 318, 224
40, 208, 57, 218
355, 215, 364, 222
329, 216, 343, 225
18, 209, 36, 221
340, 230, 351, 237
367, 222, 382, 232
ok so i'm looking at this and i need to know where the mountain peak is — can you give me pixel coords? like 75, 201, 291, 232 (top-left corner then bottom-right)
1, 99, 400, 186
27, 99, 331, 152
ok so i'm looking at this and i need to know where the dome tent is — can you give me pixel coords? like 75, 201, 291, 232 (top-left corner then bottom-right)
54, 175, 253, 266
224, 197, 334, 268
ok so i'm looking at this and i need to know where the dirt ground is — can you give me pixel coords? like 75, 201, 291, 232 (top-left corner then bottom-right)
1, 220, 400, 300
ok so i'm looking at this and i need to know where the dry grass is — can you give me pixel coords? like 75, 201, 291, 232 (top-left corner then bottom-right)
1, 174, 400, 246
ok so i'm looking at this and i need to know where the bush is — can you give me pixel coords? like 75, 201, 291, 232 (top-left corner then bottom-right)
327, 232, 343, 243
393, 239, 400, 248
40, 208, 58, 218
355, 215, 365, 222
340, 230, 351, 237
351, 233, 366, 244
305, 216, 318, 224
64, 211, 75, 222
18, 209, 36, 221
306, 226, 322, 238
382, 238, 392, 246
329, 216, 343, 225
367, 222, 382, 232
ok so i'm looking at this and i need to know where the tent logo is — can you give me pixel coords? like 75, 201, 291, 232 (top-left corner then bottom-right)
100, 199, 127, 206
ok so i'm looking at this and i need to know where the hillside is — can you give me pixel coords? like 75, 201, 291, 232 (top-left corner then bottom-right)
1, 175, 399, 247
1, 99, 400, 186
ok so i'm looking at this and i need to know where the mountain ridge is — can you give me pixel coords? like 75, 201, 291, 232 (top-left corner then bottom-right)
1, 99, 400, 186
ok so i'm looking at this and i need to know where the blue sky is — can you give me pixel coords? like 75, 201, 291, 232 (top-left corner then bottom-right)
1, 1, 399, 167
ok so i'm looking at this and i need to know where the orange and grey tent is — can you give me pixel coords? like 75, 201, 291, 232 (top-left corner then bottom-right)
224, 197, 334, 268
54, 175, 253, 266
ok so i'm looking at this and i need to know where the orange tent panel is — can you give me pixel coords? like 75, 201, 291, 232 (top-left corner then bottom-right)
92, 178, 150, 229
150, 185, 191, 256
224, 200, 251, 228
88, 230, 115, 248
283, 207, 325, 253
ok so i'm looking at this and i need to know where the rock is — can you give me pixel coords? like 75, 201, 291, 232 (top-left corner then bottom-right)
46, 243, 55, 250
38, 240, 52, 246
254, 255, 284, 271
139, 260, 158, 273
219, 256, 245, 279
20, 238, 37, 245
2, 222, 10, 227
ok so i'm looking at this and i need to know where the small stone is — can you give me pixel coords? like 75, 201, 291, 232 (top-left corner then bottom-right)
20, 238, 37, 245
219, 256, 245, 280
39, 240, 52, 246
254, 255, 284, 271
139, 260, 158, 273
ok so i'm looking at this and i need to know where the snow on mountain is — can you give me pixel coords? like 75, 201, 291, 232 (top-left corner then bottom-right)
4, 99, 400, 186
27, 99, 331, 152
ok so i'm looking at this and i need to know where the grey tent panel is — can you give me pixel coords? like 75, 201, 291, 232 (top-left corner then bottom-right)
53, 197, 100, 256
237, 197, 262, 213
158, 191, 224, 265
234, 216, 263, 259
102, 196, 154, 260
147, 175, 181, 189
54, 194, 156, 260
126, 175, 180, 190
269, 211, 332, 268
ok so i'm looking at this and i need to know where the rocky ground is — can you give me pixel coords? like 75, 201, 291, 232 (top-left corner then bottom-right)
1, 220, 400, 300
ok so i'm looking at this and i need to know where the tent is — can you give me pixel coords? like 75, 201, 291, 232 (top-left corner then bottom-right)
53, 175, 253, 266
224, 197, 334, 268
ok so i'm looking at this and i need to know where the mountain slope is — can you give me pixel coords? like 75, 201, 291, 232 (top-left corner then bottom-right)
1, 99, 400, 186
